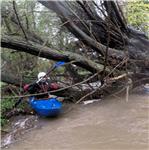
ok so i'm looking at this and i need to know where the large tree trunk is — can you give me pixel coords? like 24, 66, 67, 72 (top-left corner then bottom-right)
1, 1, 149, 101
38, 1, 149, 72
1, 35, 107, 73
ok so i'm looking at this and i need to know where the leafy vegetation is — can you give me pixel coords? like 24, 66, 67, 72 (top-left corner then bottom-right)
1, 97, 30, 127
1, 98, 15, 127
126, 0, 149, 35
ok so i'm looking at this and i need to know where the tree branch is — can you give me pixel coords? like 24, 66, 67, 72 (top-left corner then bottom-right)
1, 35, 109, 73
12, 1, 28, 41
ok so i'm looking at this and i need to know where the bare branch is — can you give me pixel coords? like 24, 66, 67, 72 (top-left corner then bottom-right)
12, 1, 28, 41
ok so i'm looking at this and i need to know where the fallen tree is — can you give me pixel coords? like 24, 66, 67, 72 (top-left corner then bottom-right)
1, 0, 149, 101
1, 35, 108, 73
38, 1, 149, 69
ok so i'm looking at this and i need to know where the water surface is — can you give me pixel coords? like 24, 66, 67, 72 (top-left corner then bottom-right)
2, 94, 149, 150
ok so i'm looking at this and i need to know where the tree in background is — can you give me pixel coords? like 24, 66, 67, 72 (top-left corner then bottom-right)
126, 0, 149, 36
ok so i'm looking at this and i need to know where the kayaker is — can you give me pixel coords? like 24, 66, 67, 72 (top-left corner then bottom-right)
23, 72, 59, 99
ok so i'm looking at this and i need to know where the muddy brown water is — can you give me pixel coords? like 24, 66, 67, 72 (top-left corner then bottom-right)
2, 93, 149, 150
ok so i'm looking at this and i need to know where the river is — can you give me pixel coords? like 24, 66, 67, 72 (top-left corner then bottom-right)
1, 93, 149, 150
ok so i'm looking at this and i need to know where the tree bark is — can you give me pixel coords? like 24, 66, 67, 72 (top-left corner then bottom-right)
38, 1, 149, 73
1, 1, 149, 102
1, 35, 108, 73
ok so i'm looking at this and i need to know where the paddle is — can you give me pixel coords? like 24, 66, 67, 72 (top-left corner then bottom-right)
14, 97, 23, 108
45, 61, 65, 77
14, 61, 66, 108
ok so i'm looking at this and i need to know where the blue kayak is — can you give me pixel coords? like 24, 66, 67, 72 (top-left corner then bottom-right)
29, 97, 62, 117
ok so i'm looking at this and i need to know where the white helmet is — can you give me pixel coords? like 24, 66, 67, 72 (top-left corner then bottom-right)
38, 72, 46, 80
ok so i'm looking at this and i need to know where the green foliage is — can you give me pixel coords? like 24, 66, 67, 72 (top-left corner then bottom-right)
1, 118, 8, 127
126, 0, 149, 35
1, 98, 15, 127
1, 98, 15, 112
0, 82, 6, 88
1, 97, 29, 127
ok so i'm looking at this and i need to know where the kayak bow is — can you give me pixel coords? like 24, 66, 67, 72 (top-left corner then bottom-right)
29, 97, 62, 117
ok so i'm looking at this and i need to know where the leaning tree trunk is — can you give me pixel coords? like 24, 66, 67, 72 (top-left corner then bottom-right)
38, 1, 149, 84
38, 1, 149, 68
1, 35, 108, 73
1, 0, 149, 101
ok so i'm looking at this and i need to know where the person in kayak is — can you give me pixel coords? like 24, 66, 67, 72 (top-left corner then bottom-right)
23, 72, 59, 99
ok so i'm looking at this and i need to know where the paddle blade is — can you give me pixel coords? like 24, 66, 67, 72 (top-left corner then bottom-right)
54, 61, 65, 68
